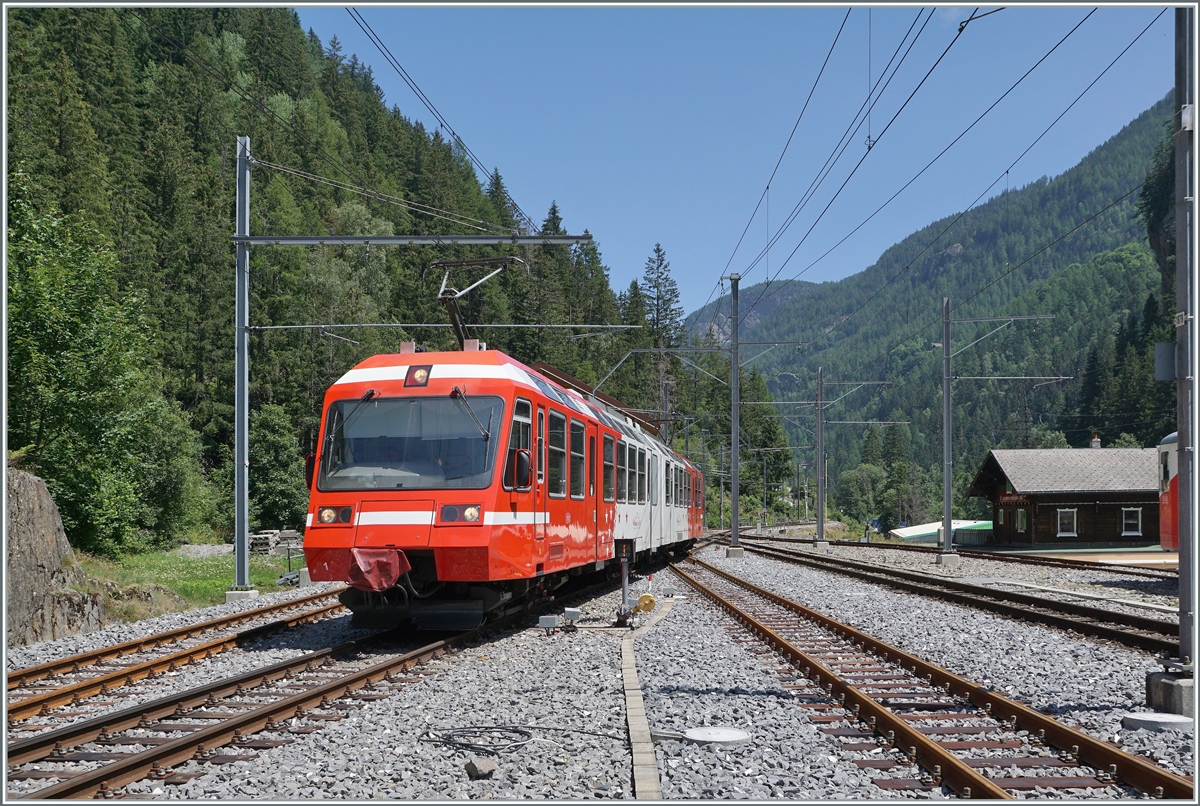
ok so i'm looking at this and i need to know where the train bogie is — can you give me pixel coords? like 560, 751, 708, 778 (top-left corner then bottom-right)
302, 346, 704, 629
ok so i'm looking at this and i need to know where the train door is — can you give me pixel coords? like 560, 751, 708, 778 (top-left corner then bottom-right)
536, 406, 547, 552
567, 416, 590, 563
502, 398, 534, 545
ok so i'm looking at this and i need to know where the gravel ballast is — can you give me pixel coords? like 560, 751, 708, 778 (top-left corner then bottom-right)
697, 549, 1193, 782
8, 552, 1193, 799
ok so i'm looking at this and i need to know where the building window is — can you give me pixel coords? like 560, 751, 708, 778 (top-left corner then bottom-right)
1016, 509, 1027, 533
1056, 508, 1077, 537
1122, 507, 1143, 537
997, 508, 1004, 526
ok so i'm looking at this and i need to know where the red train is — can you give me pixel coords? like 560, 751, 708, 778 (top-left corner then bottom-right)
302, 343, 703, 629
1158, 432, 1178, 551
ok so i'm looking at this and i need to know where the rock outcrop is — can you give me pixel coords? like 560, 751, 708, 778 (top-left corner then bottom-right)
6, 469, 105, 647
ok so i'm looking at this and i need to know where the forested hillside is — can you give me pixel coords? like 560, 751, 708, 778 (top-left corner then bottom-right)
687, 92, 1177, 529
6, 7, 707, 553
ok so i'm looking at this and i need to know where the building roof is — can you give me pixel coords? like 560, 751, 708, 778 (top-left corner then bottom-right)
970, 448, 1157, 496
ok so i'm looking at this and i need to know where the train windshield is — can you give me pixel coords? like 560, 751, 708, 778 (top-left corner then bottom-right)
318, 395, 504, 491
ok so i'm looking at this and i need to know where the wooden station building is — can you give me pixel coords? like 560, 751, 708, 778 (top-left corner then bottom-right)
966, 448, 1159, 547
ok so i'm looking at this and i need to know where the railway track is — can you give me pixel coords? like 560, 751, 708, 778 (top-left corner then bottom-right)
8, 588, 347, 692
729, 540, 1180, 656
5, 576, 626, 799
671, 557, 1193, 799
7, 602, 349, 727
740, 530, 1177, 579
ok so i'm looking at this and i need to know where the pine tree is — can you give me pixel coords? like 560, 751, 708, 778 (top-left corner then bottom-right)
641, 243, 684, 348
861, 423, 883, 467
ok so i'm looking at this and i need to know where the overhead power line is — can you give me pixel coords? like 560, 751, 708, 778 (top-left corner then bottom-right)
700, 7, 928, 340
737, 7, 987, 330
746, 5, 1161, 342
346, 8, 540, 234
751, 6, 1122, 355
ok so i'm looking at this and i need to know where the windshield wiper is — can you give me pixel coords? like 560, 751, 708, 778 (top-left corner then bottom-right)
450, 386, 490, 443
324, 388, 377, 448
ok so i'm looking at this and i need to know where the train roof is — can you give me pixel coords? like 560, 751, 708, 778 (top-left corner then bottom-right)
331, 350, 697, 472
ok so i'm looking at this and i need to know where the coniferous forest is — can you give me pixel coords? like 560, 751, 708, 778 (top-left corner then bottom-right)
689, 92, 1178, 531
7, 7, 731, 555
7, 7, 1177, 553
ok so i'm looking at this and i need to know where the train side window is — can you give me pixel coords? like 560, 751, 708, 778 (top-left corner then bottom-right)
1161, 452, 1170, 492
685, 472, 691, 509
665, 461, 672, 506
503, 398, 532, 491
603, 435, 615, 502
651, 454, 658, 505
617, 442, 627, 503
675, 467, 681, 507
589, 435, 596, 497
548, 410, 567, 498
637, 449, 647, 504
570, 419, 585, 499
537, 410, 545, 483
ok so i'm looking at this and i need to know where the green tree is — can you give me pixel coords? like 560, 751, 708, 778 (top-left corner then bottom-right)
249, 404, 309, 531
7, 174, 213, 555
641, 243, 684, 348
861, 423, 883, 466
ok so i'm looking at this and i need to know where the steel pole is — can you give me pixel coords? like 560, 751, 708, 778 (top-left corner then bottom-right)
1175, 7, 1195, 663
730, 275, 741, 548
817, 367, 825, 543
234, 137, 252, 591
943, 297, 954, 555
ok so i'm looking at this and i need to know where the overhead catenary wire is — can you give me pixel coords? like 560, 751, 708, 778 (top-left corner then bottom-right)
346, 8, 540, 235
700, 7, 926, 340
742, 7, 1108, 331
737, 8, 987, 330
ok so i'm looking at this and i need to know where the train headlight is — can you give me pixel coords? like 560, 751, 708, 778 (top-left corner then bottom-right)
405, 365, 432, 387
440, 504, 481, 524
317, 506, 352, 524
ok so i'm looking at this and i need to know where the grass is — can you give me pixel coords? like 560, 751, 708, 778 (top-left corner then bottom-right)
77, 549, 300, 621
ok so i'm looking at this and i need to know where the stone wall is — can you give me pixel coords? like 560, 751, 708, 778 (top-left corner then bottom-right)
6, 469, 105, 647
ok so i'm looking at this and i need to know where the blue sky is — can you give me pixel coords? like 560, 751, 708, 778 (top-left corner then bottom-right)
295, 5, 1174, 316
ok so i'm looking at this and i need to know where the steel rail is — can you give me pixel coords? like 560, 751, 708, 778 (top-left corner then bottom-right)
677, 557, 1193, 800
7, 588, 346, 690
742, 531, 1177, 579
8, 574, 627, 793
7, 602, 344, 723
15, 632, 447, 800
741, 543, 1180, 655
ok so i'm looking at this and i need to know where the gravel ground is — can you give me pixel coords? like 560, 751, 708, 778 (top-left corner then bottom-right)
700, 550, 1194, 783
102, 590, 635, 800
8, 558, 1193, 799
760, 540, 1180, 623
636, 586, 892, 799
6, 583, 345, 670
